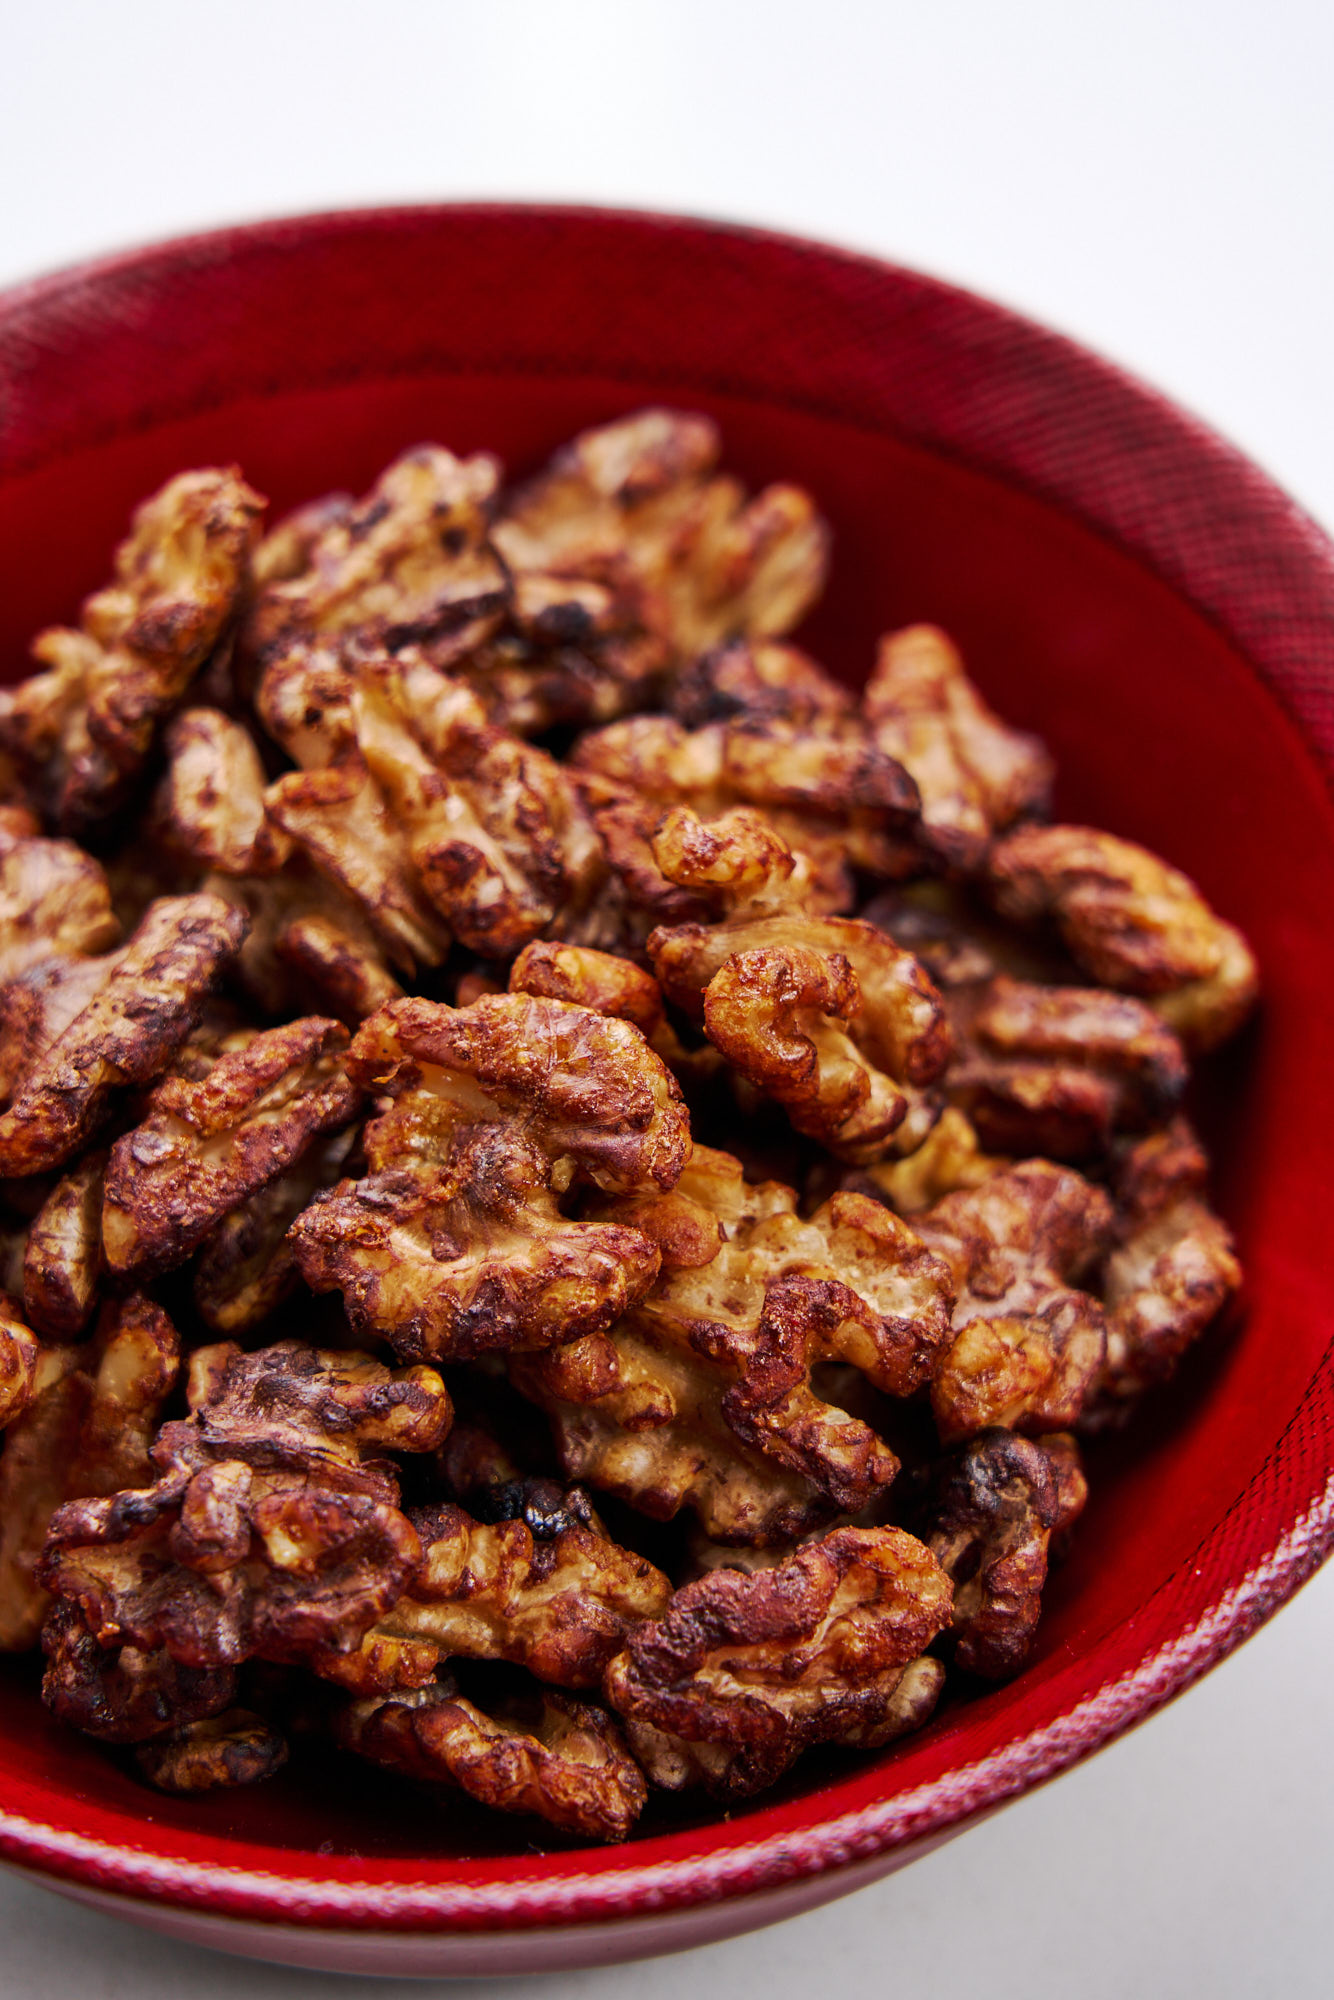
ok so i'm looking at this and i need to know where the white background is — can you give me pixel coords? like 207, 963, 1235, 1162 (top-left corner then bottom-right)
2, 2, 1333, 1993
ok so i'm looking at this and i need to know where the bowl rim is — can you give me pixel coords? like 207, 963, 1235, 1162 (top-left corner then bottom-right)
1, 198, 1333, 1938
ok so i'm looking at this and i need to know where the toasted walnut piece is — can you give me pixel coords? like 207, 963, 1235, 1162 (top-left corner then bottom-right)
22, 1150, 106, 1338
193, 1126, 358, 1335
255, 639, 358, 770
292, 1123, 662, 1366
0, 1296, 179, 1651
311, 1498, 671, 1697
252, 492, 354, 589
516, 1146, 953, 1540
251, 445, 507, 660
603, 1525, 951, 1799
0, 470, 264, 830
288, 998, 686, 1364
494, 408, 829, 663
0, 1296, 40, 1430
669, 639, 855, 729
208, 863, 403, 1024
508, 939, 722, 1085
345, 994, 690, 1196
1083, 1119, 1242, 1428
350, 656, 606, 957
155, 708, 285, 875
648, 823, 949, 1162
943, 975, 1188, 1162
1037, 1431, 1089, 1550
0, 954, 118, 1109
0, 820, 120, 981
336, 1677, 646, 1842
848, 1108, 1007, 1216
265, 758, 452, 973
40, 1342, 449, 1670
864, 626, 1053, 870
906, 1429, 1060, 1680
985, 824, 1258, 1051
918, 1163, 1114, 1443
574, 711, 915, 903
102, 1016, 362, 1278
41, 1598, 236, 1744
135, 1708, 290, 1793
0, 893, 248, 1178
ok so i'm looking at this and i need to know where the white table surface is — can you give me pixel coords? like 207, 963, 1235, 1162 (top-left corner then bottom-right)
2, 4, 1332, 1993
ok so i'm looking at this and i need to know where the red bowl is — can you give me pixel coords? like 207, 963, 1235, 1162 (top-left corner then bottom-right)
2, 204, 1333, 1979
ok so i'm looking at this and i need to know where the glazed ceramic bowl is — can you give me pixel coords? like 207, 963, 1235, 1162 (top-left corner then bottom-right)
1, 205, 1333, 1979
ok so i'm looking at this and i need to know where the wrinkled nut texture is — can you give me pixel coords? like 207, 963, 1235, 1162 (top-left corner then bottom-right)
134, 1708, 290, 1793
0, 1296, 40, 1430
985, 824, 1258, 1052
919, 1163, 1114, 1442
603, 1525, 952, 1798
22, 1150, 107, 1338
1085, 1119, 1241, 1427
311, 1498, 672, 1696
515, 1145, 954, 1540
207, 862, 403, 1024
102, 1015, 362, 1276
193, 1126, 358, 1335
350, 655, 606, 956
0, 469, 263, 830
335, 1678, 647, 1842
907, 1428, 1061, 1680
155, 708, 283, 875
41, 1598, 236, 1744
251, 445, 507, 659
863, 626, 1052, 870
0, 1296, 179, 1652
290, 994, 686, 1364
0, 820, 120, 981
943, 975, 1188, 1162
0, 892, 248, 1177
39, 1341, 450, 1669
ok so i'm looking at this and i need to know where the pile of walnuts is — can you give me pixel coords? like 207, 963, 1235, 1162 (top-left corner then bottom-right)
0, 412, 1254, 1843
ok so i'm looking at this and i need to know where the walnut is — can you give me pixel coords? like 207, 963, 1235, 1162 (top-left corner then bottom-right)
291, 994, 686, 1363
863, 626, 1053, 869
207, 863, 403, 1024
845, 1107, 1006, 1216
985, 824, 1259, 1052
0, 470, 263, 830
0, 892, 248, 1178
350, 656, 606, 956
648, 817, 950, 1161
669, 639, 855, 729
335, 1677, 646, 1843
102, 1015, 362, 1278
514, 1144, 954, 1541
493, 408, 829, 665
22, 1149, 106, 1338
508, 939, 722, 1084
265, 758, 452, 973
918, 1163, 1114, 1443
1083, 1118, 1242, 1427
905, 1429, 1062, 1680
0, 1296, 40, 1430
252, 492, 353, 589
193, 1126, 358, 1334
250, 445, 507, 663
40, 1341, 451, 1669
0, 1295, 179, 1650
154, 708, 286, 875
0, 818, 120, 981
310, 1496, 671, 1697
603, 1525, 951, 1799
135, 1709, 290, 1793
255, 639, 358, 770
573, 710, 916, 907
943, 975, 1188, 1161
41, 1597, 236, 1743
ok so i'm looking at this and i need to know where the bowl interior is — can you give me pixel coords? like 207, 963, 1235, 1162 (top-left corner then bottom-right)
1, 213, 1333, 1907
